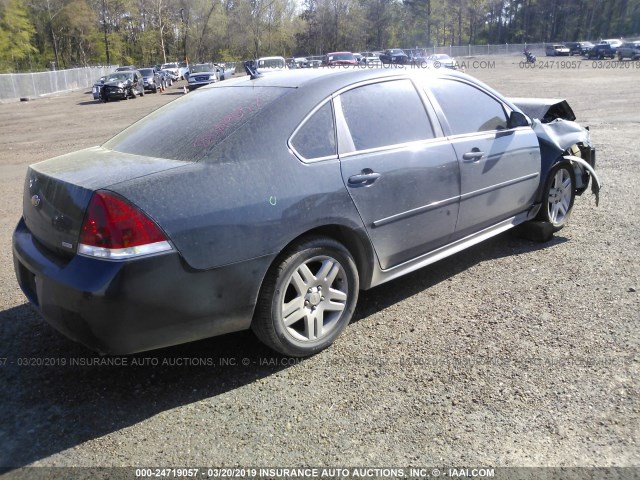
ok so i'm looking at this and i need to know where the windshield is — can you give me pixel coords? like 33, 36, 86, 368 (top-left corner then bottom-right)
162, 63, 178, 69
104, 85, 289, 162
105, 73, 132, 82
329, 53, 355, 61
190, 64, 213, 73
139, 69, 154, 76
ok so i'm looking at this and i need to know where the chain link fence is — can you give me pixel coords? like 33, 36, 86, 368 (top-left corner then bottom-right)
305, 43, 553, 63
417, 42, 550, 57
0, 66, 115, 103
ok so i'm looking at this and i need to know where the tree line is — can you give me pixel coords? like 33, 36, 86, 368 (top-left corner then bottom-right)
0, 0, 638, 72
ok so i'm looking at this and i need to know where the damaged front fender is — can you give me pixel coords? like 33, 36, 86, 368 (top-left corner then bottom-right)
509, 97, 599, 207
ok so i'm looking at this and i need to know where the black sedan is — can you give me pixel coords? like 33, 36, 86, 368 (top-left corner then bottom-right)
13, 68, 599, 357
100, 71, 145, 101
587, 43, 617, 59
379, 49, 410, 64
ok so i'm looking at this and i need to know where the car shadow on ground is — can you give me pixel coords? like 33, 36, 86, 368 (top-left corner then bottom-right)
352, 231, 568, 322
0, 304, 287, 470
0, 231, 567, 470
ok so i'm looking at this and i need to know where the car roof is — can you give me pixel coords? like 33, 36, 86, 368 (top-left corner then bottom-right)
222, 65, 470, 93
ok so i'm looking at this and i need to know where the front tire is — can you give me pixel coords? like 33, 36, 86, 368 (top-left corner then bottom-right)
252, 237, 359, 357
537, 163, 575, 231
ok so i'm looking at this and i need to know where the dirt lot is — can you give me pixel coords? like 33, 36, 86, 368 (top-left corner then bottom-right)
0, 57, 638, 472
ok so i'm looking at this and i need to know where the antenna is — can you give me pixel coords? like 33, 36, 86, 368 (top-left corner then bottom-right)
243, 60, 262, 80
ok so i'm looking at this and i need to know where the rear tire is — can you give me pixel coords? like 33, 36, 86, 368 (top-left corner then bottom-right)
537, 162, 575, 232
252, 237, 359, 357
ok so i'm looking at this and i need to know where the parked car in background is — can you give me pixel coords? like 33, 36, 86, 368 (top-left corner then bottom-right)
138, 68, 161, 93
600, 38, 623, 49
379, 48, 409, 64
257, 56, 287, 71
545, 44, 571, 56
287, 57, 308, 69
161, 62, 180, 80
92, 75, 107, 100
588, 43, 617, 59
409, 50, 428, 65
617, 41, 640, 60
158, 70, 174, 87
323, 52, 358, 66
99, 70, 145, 101
565, 41, 594, 56
359, 52, 381, 65
115, 65, 137, 71
187, 63, 218, 91
14, 67, 598, 358
161, 69, 178, 82
426, 54, 458, 69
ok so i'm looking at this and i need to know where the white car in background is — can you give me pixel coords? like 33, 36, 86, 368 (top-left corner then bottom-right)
257, 56, 286, 72
161, 62, 180, 80
360, 52, 381, 66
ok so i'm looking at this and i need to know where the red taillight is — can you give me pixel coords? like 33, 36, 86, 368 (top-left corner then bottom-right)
78, 191, 172, 259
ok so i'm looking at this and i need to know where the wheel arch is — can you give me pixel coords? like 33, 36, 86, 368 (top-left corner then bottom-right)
535, 153, 568, 204
536, 141, 592, 204
264, 224, 376, 292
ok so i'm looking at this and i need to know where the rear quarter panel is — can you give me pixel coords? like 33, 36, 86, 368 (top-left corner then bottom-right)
109, 96, 367, 271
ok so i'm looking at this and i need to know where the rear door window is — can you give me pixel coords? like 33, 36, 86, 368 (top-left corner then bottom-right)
338, 79, 435, 151
290, 102, 336, 161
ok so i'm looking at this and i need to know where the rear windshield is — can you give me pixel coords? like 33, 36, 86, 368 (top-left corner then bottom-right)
104, 86, 289, 162
191, 64, 213, 73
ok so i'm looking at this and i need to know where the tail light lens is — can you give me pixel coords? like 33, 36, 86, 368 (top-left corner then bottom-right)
78, 190, 172, 259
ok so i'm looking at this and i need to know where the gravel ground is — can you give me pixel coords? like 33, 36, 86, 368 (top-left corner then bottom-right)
0, 57, 638, 473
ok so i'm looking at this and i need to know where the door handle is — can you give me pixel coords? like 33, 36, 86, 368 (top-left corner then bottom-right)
348, 170, 381, 186
462, 150, 484, 162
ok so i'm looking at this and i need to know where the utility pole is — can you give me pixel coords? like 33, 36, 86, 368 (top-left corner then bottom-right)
102, 0, 111, 65
180, 8, 188, 62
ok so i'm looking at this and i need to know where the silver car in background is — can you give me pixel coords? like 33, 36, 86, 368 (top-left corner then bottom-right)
187, 63, 218, 91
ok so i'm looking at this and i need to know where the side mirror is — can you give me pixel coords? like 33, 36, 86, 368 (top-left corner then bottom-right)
508, 110, 529, 129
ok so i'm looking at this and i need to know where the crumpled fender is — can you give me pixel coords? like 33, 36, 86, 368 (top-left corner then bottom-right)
510, 98, 600, 207
563, 154, 601, 206
531, 118, 591, 154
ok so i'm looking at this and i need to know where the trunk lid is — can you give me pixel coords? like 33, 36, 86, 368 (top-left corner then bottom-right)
23, 146, 189, 256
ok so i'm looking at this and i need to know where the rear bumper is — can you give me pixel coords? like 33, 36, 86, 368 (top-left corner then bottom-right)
12, 218, 273, 355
